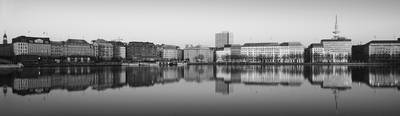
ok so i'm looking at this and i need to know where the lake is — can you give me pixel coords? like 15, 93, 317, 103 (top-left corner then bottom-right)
1, 65, 400, 116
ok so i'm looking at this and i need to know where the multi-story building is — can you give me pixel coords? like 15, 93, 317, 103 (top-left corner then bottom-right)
12, 36, 51, 56
109, 41, 126, 60
240, 42, 304, 63
0, 33, 13, 58
321, 38, 352, 63
305, 43, 325, 63
64, 39, 95, 62
215, 31, 233, 48
162, 45, 180, 60
215, 44, 242, 62
352, 38, 400, 63
305, 38, 352, 63
305, 15, 352, 63
92, 39, 113, 61
183, 45, 214, 63
126, 42, 158, 61
50, 41, 64, 57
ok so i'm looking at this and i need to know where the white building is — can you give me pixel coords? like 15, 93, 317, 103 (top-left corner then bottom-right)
240, 42, 304, 63
162, 45, 179, 60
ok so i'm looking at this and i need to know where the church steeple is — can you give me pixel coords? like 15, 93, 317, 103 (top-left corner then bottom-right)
3, 32, 7, 45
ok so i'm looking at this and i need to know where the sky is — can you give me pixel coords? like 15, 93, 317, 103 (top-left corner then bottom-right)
1, 0, 400, 47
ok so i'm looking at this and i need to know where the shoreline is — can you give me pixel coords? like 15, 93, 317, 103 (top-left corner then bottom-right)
4, 62, 398, 67
187, 62, 399, 66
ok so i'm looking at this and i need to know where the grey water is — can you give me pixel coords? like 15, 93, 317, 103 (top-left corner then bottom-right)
0, 65, 399, 116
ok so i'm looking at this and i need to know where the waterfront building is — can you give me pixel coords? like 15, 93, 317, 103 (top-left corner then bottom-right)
305, 38, 352, 63
162, 45, 180, 60
240, 42, 304, 63
215, 31, 233, 48
215, 44, 242, 62
305, 15, 352, 63
109, 41, 126, 60
305, 43, 325, 63
50, 41, 64, 57
64, 39, 95, 62
0, 33, 13, 57
352, 38, 400, 63
183, 45, 214, 63
321, 38, 352, 63
12, 36, 51, 56
3, 33, 7, 44
126, 42, 158, 61
92, 39, 114, 61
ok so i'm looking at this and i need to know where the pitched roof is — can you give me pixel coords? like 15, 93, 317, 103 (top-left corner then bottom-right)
66, 39, 89, 44
280, 42, 303, 46
308, 43, 323, 48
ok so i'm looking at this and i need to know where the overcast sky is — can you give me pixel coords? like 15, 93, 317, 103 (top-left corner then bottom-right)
1, 0, 399, 47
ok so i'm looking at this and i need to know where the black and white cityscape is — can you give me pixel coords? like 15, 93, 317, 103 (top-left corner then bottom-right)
1, 0, 400, 116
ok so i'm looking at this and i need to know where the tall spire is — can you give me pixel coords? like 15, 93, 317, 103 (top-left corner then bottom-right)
332, 15, 340, 39
3, 31, 7, 45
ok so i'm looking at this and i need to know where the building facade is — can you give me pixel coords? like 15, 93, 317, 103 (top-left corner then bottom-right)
109, 41, 126, 60
352, 38, 400, 63
321, 38, 352, 63
215, 31, 233, 48
0, 33, 12, 58
305, 43, 325, 63
12, 36, 51, 56
240, 42, 304, 63
92, 39, 113, 61
50, 41, 64, 57
126, 42, 158, 61
215, 44, 242, 62
64, 39, 95, 62
162, 45, 180, 60
183, 46, 214, 63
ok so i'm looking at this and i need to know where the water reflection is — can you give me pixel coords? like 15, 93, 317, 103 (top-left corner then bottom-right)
1, 65, 400, 116
0, 65, 400, 96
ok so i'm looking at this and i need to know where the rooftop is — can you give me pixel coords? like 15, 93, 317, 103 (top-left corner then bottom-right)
280, 42, 303, 46
321, 37, 352, 42
243, 43, 279, 47
66, 39, 89, 44
366, 39, 400, 45
308, 43, 323, 48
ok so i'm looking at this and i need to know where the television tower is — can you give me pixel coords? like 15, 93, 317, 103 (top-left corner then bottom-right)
332, 15, 340, 39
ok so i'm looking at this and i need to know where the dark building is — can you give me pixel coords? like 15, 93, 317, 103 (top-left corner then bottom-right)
305, 43, 324, 63
3, 33, 7, 44
0, 33, 13, 58
126, 42, 158, 61
352, 38, 400, 63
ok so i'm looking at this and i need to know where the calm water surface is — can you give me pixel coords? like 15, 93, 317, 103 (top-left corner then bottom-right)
0, 65, 399, 116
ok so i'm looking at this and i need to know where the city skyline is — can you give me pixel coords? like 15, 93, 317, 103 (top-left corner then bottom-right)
1, 0, 400, 47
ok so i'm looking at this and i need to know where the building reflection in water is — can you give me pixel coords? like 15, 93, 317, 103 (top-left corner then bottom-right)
0, 65, 400, 96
